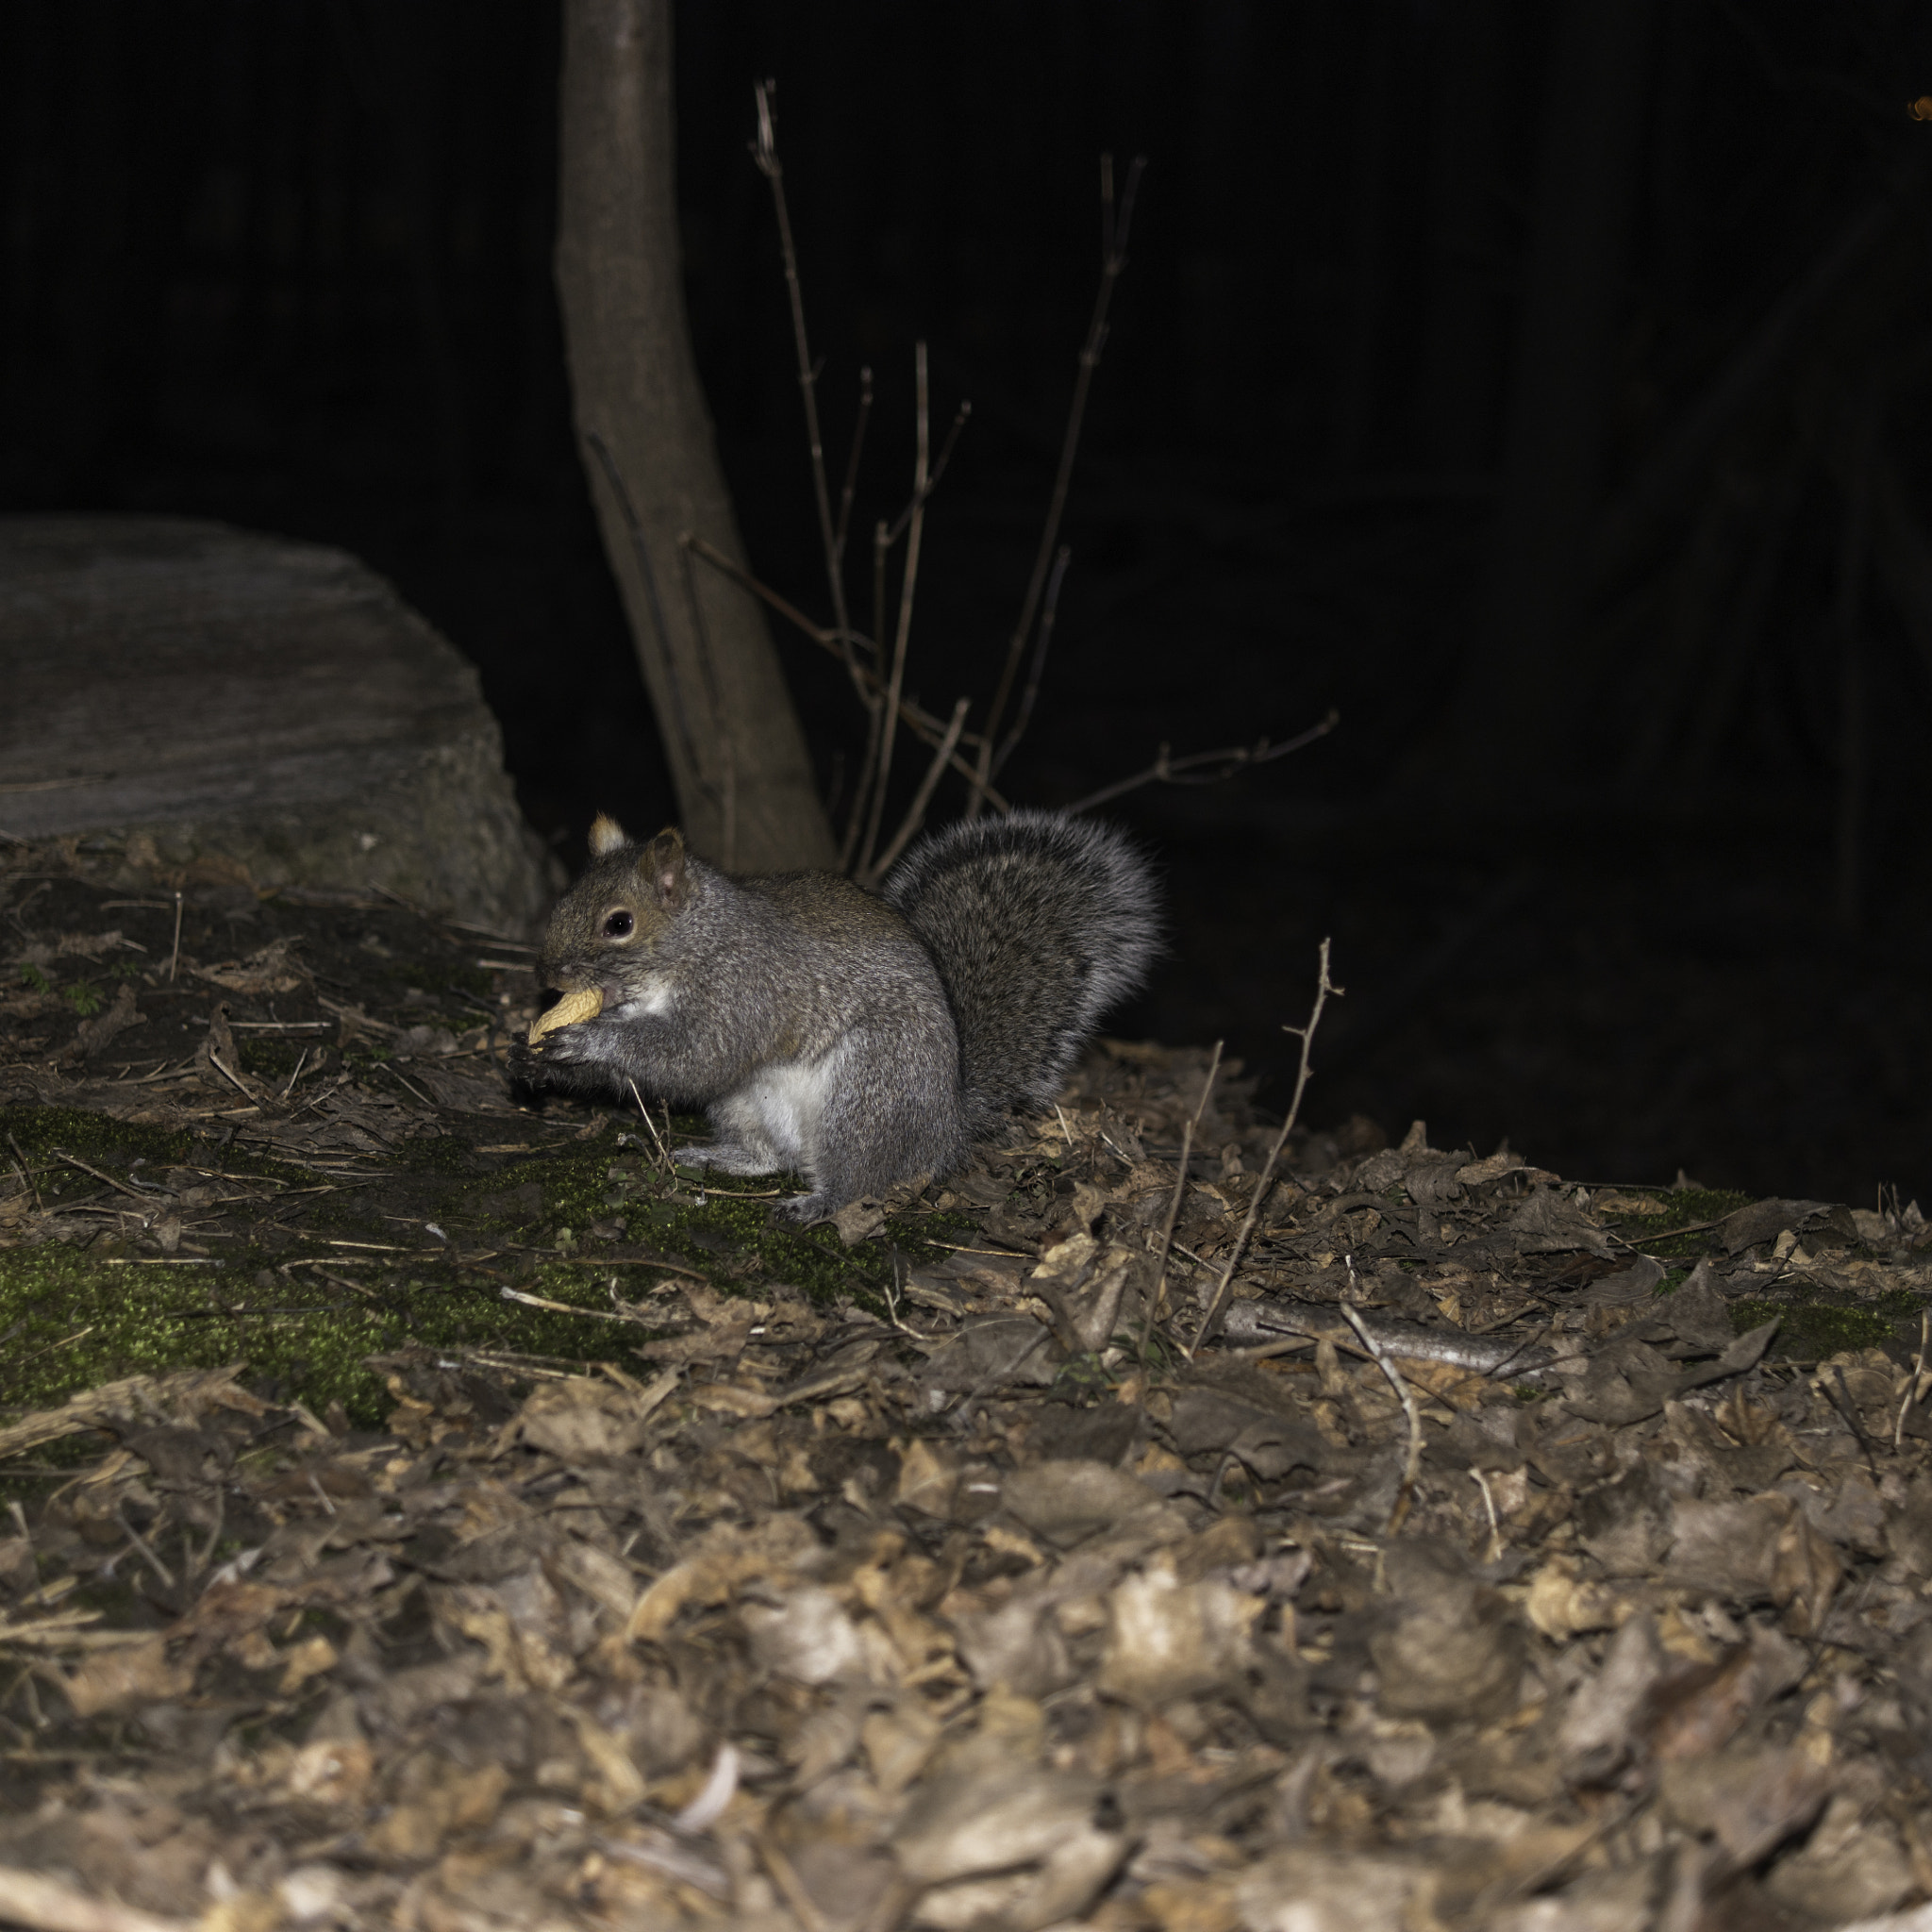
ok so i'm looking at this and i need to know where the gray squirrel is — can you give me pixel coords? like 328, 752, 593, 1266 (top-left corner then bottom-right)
509, 808, 1160, 1224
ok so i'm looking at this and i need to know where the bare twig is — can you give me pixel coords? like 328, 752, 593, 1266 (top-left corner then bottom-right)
869, 696, 972, 882
834, 366, 874, 579
1144, 1040, 1223, 1363
844, 516, 893, 870
684, 535, 1009, 817
883, 399, 973, 545
6, 1132, 39, 1211
167, 891, 184, 982
970, 152, 1145, 818
751, 78, 864, 703
1189, 940, 1341, 1357
994, 544, 1071, 778
1343, 1302, 1424, 1538
858, 341, 932, 878
1065, 708, 1340, 814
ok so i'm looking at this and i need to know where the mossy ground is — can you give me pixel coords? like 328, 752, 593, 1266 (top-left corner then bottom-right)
2, 1100, 962, 1428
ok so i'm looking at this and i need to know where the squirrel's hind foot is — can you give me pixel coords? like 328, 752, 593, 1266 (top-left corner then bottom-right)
770, 1191, 834, 1227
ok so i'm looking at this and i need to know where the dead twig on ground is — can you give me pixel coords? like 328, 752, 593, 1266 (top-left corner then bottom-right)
1343, 1302, 1424, 1538
1189, 940, 1341, 1357
1144, 1040, 1222, 1367
1896, 1310, 1930, 1451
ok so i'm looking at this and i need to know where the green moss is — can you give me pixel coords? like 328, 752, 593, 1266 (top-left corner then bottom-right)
237, 1038, 307, 1080
1732, 1298, 1886, 1357
0, 1243, 386, 1421
0, 1243, 673, 1432
2, 1105, 192, 1170
1729, 1285, 1924, 1360
60, 981, 104, 1017
1665, 1187, 1756, 1224
399, 1134, 475, 1177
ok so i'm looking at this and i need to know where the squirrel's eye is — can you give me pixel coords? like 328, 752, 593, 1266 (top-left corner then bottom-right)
603, 909, 635, 939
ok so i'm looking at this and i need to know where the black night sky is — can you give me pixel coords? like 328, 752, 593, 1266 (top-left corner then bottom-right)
5, 1, 1932, 1204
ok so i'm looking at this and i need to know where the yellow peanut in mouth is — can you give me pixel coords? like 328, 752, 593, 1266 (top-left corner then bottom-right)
528, 986, 604, 1043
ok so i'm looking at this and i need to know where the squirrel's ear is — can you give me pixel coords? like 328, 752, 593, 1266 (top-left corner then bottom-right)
641, 828, 689, 912
588, 813, 629, 858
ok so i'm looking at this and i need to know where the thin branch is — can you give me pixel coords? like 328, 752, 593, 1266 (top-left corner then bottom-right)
994, 544, 1070, 777
868, 695, 972, 883
833, 365, 874, 580
751, 79, 863, 702
1143, 1040, 1223, 1370
858, 341, 931, 878
679, 533, 874, 661
883, 400, 974, 545
1343, 1302, 1424, 1538
1063, 708, 1340, 815
683, 534, 1009, 815
1189, 940, 1341, 1357
843, 546, 890, 872
970, 152, 1145, 818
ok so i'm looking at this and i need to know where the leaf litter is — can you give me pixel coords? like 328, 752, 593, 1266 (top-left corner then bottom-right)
3, 841, 1932, 1929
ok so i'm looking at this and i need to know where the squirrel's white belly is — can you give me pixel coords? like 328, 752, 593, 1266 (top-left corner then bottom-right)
723, 1048, 844, 1165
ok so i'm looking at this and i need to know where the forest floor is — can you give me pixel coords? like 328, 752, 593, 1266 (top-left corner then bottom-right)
3, 835, 1932, 1932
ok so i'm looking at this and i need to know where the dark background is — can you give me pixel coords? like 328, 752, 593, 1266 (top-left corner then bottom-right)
5, 0, 1931, 1203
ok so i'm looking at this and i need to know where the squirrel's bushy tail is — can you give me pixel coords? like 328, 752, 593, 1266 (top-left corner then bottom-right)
883, 809, 1160, 1136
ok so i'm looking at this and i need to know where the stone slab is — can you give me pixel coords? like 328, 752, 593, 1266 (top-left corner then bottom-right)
0, 516, 558, 932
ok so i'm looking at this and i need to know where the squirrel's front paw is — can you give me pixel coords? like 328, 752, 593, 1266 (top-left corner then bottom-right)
675, 1141, 783, 1178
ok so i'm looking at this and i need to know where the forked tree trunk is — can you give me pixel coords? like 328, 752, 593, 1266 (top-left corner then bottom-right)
555, 0, 835, 871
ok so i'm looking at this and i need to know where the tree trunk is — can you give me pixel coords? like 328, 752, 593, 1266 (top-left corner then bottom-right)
1425, 0, 1654, 793
555, 0, 834, 871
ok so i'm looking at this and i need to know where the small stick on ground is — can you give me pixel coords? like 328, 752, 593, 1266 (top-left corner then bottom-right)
1189, 940, 1341, 1357
1142, 1040, 1223, 1366
1344, 1302, 1424, 1538
1470, 1467, 1504, 1563
47, 1150, 152, 1205
167, 890, 184, 981
627, 1078, 673, 1175
1896, 1309, 1930, 1451
6, 1132, 40, 1211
